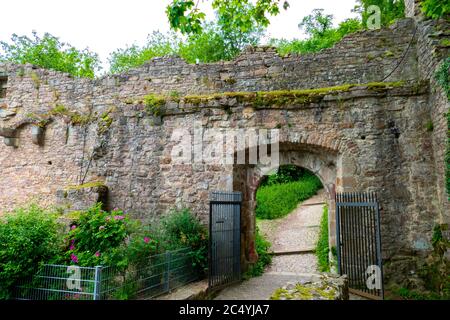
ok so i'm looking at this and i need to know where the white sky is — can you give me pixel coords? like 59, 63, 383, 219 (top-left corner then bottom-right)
0, 0, 358, 70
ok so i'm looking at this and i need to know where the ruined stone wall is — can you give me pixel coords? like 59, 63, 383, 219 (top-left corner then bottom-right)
415, 18, 450, 226
0, 18, 447, 285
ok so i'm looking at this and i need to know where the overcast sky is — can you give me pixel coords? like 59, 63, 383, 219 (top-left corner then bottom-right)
0, 0, 358, 69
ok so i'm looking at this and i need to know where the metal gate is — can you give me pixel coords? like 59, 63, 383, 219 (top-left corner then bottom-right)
336, 192, 384, 300
209, 191, 242, 289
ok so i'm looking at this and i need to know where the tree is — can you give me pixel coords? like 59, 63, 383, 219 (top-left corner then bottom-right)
109, 31, 180, 74
354, 0, 405, 27
271, 9, 363, 56
0, 31, 101, 78
109, 20, 263, 74
299, 9, 334, 38
166, 0, 289, 36
421, 0, 450, 19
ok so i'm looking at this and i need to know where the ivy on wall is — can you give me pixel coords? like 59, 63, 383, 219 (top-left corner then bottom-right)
434, 58, 450, 199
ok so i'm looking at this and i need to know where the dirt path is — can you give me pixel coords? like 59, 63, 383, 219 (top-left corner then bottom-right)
214, 190, 326, 300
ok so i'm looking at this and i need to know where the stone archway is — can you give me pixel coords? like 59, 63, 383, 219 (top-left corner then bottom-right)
231, 142, 344, 270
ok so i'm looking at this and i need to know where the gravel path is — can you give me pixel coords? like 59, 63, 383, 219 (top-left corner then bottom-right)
214, 190, 327, 300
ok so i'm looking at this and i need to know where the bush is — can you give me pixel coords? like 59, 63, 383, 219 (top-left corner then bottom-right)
0, 205, 64, 299
63, 204, 157, 270
158, 208, 208, 275
244, 228, 272, 278
256, 174, 323, 219
316, 205, 330, 272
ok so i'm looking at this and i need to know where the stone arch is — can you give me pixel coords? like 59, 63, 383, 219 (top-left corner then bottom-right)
231, 140, 354, 270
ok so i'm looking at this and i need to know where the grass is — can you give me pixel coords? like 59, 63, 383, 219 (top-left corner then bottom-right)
316, 205, 330, 272
243, 227, 272, 279
255, 174, 322, 220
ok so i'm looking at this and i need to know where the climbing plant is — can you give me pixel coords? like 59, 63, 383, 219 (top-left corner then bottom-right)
435, 58, 450, 199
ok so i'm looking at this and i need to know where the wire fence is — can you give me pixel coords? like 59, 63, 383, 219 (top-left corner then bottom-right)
14, 248, 199, 300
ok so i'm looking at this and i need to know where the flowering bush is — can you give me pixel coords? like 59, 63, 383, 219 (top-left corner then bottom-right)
64, 204, 157, 269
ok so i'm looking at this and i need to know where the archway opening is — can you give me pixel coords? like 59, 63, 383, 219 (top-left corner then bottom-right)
231, 142, 340, 274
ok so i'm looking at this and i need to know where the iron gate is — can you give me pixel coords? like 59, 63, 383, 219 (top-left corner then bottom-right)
209, 191, 242, 289
336, 192, 384, 300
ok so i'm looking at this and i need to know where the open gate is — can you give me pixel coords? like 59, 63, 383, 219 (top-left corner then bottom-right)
336, 192, 384, 300
209, 191, 242, 289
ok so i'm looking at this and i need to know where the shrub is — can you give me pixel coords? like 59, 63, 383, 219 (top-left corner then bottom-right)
0, 205, 64, 299
158, 208, 208, 275
244, 228, 272, 278
316, 205, 330, 272
64, 204, 155, 269
256, 174, 323, 219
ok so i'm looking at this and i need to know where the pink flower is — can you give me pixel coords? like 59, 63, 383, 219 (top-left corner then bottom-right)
114, 215, 124, 221
144, 237, 150, 244
105, 217, 111, 222
70, 245, 75, 251
71, 254, 78, 264
95, 251, 101, 257
71, 240, 75, 244
71, 225, 76, 230
99, 225, 105, 231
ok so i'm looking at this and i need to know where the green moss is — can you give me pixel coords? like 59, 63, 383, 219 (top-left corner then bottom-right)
384, 50, 395, 57
144, 93, 166, 116
426, 120, 434, 132
30, 72, 41, 89
65, 181, 106, 191
97, 107, 116, 134
440, 39, 450, 47
48, 104, 93, 125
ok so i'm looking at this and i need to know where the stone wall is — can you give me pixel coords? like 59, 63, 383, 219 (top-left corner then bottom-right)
0, 18, 448, 288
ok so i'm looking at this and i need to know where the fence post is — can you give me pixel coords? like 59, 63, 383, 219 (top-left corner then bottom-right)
164, 251, 171, 293
94, 266, 102, 300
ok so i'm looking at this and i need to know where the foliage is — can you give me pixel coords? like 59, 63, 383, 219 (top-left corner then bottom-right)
166, 0, 289, 36
108, 31, 180, 74
64, 204, 145, 269
435, 58, 450, 200
316, 205, 330, 272
272, 10, 363, 56
435, 58, 450, 99
262, 165, 314, 186
109, 21, 262, 73
256, 174, 323, 219
158, 208, 208, 274
243, 228, 272, 278
144, 93, 166, 117
0, 31, 101, 78
0, 205, 64, 299
353, 0, 405, 27
421, 0, 450, 19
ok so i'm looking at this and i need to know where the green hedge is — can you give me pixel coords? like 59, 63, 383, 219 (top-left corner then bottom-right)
256, 175, 323, 220
0, 205, 64, 299
316, 205, 330, 272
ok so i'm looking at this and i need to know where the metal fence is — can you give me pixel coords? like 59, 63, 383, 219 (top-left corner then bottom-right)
14, 248, 199, 300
